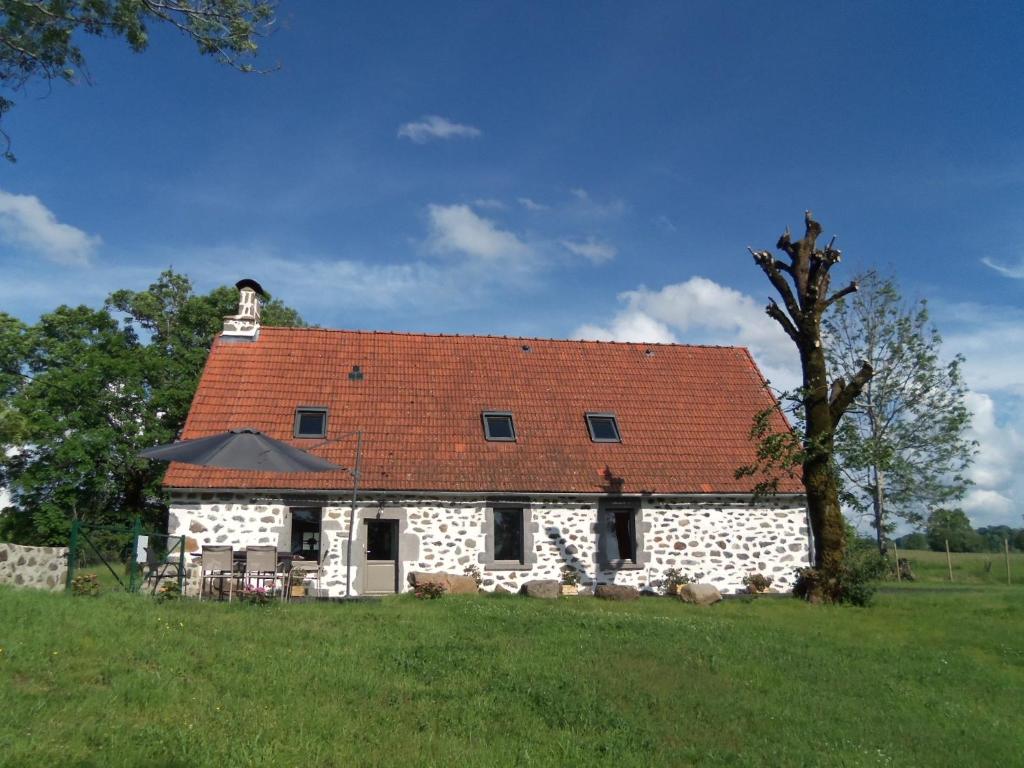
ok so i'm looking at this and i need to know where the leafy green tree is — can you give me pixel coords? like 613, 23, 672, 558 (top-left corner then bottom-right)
745, 212, 874, 598
825, 273, 974, 554
895, 532, 929, 551
107, 269, 304, 432
0, 311, 28, 447
0, 271, 304, 544
925, 508, 984, 553
0, 304, 155, 543
0, 0, 276, 160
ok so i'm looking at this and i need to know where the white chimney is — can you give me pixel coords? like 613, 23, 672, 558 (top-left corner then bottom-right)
222, 278, 265, 339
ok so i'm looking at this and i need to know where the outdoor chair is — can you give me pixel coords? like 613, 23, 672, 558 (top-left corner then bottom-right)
286, 560, 323, 601
199, 545, 235, 601
243, 546, 286, 600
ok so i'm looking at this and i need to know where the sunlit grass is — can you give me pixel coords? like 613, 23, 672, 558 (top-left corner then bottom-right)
896, 547, 1022, 585
1, 585, 1021, 767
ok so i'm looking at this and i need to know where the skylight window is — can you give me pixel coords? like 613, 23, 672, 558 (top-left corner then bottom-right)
482, 412, 516, 441
294, 407, 328, 438
586, 413, 621, 443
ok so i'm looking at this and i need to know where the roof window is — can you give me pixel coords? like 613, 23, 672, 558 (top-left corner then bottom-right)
294, 407, 328, 438
586, 413, 621, 443
482, 412, 516, 441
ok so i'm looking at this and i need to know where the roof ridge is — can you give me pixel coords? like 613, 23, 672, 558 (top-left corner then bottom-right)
255, 326, 749, 352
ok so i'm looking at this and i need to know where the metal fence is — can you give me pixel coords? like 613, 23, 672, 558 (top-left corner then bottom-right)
67, 517, 186, 595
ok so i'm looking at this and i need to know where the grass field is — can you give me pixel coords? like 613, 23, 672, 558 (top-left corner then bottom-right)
1, 584, 1022, 767
896, 548, 1022, 585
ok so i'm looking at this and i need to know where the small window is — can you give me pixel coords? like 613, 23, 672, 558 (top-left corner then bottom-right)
482, 411, 516, 441
493, 508, 525, 563
294, 407, 327, 438
586, 413, 621, 442
290, 507, 322, 562
601, 508, 637, 565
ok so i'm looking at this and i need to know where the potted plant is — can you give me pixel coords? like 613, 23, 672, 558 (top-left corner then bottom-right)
742, 572, 774, 594
560, 565, 580, 596
658, 568, 692, 596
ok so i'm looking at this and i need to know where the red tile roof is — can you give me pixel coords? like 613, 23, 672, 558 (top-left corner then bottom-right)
163, 328, 803, 495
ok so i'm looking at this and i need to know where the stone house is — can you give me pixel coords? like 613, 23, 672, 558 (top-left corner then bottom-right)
165, 282, 809, 597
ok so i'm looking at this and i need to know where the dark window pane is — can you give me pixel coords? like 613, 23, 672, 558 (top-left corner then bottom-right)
290, 508, 322, 561
297, 410, 325, 436
366, 520, 396, 561
485, 414, 515, 440
604, 510, 635, 562
588, 415, 620, 441
493, 509, 524, 562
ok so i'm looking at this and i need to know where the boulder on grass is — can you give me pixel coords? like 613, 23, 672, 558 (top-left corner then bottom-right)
407, 571, 479, 595
490, 584, 511, 595
520, 579, 560, 599
677, 583, 722, 606
594, 584, 639, 601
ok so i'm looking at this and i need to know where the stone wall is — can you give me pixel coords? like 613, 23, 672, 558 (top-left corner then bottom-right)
0, 542, 68, 591
168, 492, 810, 597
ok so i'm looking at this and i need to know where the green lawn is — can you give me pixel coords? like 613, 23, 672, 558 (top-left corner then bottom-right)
897, 547, 1022, 585
1, 585, 1022, 768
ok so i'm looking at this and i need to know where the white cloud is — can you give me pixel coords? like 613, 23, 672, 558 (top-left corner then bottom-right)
961, 391, 1024, 527
0, 188, 101, 266
426, 204, 531, 262
940, 302, 1024, 397
981, 257, 1024, 279
654, 214, 677, 233
472, 198, 506, 210
397, 115, 481, 144
568, 188, 627, 218
518, 197, 549, 211
560, 237, 617, 264
574, 276, 799, 390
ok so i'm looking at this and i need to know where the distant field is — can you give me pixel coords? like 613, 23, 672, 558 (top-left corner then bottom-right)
896, 547, 1022, 585
1, 584, 1022, 767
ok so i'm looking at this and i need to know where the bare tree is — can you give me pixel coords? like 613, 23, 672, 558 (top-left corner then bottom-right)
748, 212, 873, 582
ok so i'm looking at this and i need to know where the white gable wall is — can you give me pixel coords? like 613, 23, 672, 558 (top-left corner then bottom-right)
168, 492, 810, 597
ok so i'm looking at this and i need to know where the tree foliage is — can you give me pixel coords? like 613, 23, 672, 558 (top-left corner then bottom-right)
741, 211, 874, 601
0, 270, 304, 544
0, 0, 276, 160
825, 272, 974, 553
925, 508, 983, 553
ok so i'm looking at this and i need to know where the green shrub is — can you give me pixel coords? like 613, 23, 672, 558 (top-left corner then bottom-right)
239, 585, 272, 605
70, 573, 100, 597
559, 565, 580, 586
463, 565, 482, 588
413, 582, 445, 600
742, 573, 774, 593
155, 581, 181, 603
793, 547, 888, 606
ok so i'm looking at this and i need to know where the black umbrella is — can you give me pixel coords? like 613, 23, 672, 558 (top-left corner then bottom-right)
139, 428, 342, 473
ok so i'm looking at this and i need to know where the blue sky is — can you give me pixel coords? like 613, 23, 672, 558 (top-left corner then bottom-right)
0, 2, 1021, 528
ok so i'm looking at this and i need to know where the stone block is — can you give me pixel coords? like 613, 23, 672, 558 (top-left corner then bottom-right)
594, 584, 640, 601
520, 579, 560, 599
677, 583, 722, 606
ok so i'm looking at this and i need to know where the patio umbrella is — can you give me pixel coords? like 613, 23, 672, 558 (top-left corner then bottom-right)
139, 428, 342, 473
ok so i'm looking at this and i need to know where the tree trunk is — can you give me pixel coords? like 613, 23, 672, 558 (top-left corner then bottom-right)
801, 342, 846, 573
872, 467, 886, 555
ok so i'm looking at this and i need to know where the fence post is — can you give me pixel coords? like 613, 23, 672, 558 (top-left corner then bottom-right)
66, 519, 80, 591
892, 539, 902, 583
945, 539, 953, 582
1006, 538, 1012, 586
177, 536, 186, 594
129, 516, 142, 593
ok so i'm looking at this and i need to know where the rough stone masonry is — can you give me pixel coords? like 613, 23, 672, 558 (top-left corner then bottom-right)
0, 542, 68, 592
